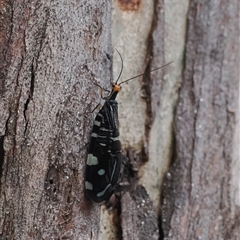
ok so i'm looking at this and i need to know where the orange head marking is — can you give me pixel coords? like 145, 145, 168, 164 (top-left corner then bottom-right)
112, 83, 122, 93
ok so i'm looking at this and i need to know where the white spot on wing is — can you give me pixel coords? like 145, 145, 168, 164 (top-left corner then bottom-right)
110, 161, 117, 181
91, 133, 98, 138
87, 154, 98, 165
110, 136, 119, 141
100, 127, 111, 132
85, 181, 93, 190
94, 120, 101, 126
97, 184, 111, 197
91, 133, 107, 138
98, 169, 105, 176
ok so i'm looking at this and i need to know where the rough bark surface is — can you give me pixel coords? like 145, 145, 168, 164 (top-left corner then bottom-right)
1, 0, 239, 239
162, 0, 240, 239
139, 0, 189, 211
121, 185, 159, 240
99, 0, 160, 239
0, 1, 112, 239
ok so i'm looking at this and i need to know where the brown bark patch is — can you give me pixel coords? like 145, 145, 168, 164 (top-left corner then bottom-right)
117, 0, 141, 11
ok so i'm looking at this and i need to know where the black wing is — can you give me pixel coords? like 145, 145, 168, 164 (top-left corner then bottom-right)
85, 100, 121, 203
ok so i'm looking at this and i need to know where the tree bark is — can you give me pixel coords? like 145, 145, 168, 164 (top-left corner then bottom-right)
102, 0, 239, 240
0, 1, 112, 239
161, 0, 240, 239
1, 0, 239, 239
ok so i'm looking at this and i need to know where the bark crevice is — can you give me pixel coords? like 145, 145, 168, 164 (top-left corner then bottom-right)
23, 63, 35, 135
0, 136, 4, 180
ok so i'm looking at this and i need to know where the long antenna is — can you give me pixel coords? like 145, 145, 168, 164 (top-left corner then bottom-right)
119, 61, 173, 85
115, 49, 124, 84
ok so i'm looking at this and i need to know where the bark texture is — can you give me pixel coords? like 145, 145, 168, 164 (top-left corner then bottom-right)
0, 1, 112, 239
101, 0, 239, 239
162, 0, 240, 239
0, 0, 239, 239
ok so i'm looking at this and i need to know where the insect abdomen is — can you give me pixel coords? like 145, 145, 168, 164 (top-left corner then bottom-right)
85, 100, 121, 203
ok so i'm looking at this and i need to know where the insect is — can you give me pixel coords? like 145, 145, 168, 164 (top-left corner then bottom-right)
85, 50, 172, 203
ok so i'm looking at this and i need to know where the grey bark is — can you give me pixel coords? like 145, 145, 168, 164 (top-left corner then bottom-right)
0, 0, 239, 240
102, 0, 239, 240
161, 0, 240, 239
0, 1, 112, 239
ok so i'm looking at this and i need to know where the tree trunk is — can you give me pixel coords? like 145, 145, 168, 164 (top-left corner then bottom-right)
101, 0, 239, 240
0, 0, 239, 240
0, 1, 112, 239
161, 0, 240, 239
